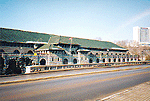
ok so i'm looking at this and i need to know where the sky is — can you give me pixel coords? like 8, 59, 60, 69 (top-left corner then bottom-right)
0, 0, 150, 42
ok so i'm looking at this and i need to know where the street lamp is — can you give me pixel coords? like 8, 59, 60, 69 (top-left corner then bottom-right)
69, 37, 72, 64
141, 51, 143, 61
107, 49, 109, 62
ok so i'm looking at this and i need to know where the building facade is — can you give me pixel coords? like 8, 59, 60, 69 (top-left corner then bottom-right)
0, 28, 138, 66
133, 26, 150, 46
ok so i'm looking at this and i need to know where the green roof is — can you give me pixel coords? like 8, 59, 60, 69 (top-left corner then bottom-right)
0, 28, 53, 43
39, 44, 65, 50
48, 35, 124, 49
1, 27, 126, 50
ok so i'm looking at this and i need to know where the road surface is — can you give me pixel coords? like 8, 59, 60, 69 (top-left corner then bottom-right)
0, 68, 150, 101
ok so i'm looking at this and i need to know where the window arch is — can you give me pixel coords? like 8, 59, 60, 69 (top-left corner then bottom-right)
73, 58, 77, 64
40, 59, 46, 65
13, 50, 20, 54
71, 51, 75, 54
63, 59, 68, 64
103, 59, 105, 62
123, 58, 125, 62
109, 58, 111, 62
27, 50, 34, 54
90, 53, 93, 55
89, 58, 93, 63
96, 58, 99, 63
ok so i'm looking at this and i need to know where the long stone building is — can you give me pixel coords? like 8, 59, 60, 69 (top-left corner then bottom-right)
0, 28, 138, 65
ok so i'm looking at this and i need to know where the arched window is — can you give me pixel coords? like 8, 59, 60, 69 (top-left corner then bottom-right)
114, 58, 116, 62
73, 59, 77, 64
103, 59, 105, 62
96, 58, 99, 63
40, 59, 46, 65
63, 59, 68, 64
123, 58, 125, 62
109, 58, 111, 62
118, 58, 121, 62
52, 57, 54, 61
89, 58, 93, 63
90, 53, 93, 55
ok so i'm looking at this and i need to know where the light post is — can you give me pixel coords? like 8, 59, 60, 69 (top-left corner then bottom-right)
141, 51, 143, 61
69, 37, 72, 64
107, 49, 109, 62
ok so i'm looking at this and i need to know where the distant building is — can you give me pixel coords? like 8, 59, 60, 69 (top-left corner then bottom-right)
0, 28, 138, 65
133, 26, 150, 46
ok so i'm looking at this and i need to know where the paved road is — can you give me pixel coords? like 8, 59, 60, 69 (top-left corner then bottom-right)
0, 68, 150, 101
1, 65, 150, 83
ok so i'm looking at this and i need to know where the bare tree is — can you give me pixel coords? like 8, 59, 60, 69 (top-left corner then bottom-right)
95, 37, 102, 41
115, 40, 150, 60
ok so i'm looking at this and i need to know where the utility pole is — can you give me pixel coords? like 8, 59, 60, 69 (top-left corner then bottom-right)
141, 51, 143, 61
69, 37, 72, 64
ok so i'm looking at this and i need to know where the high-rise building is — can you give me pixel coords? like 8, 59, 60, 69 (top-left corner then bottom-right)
133, 26, 150, 45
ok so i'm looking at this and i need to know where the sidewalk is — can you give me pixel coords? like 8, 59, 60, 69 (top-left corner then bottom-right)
99, 81, 150, 101
0, 65, 150, 84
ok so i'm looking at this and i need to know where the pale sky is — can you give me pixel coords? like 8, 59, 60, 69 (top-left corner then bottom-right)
1, 0, 150, 42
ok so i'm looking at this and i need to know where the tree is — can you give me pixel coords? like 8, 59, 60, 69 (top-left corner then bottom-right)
115, 40, 150, 61
95, 37, 102, 41
145, 55, 150, 60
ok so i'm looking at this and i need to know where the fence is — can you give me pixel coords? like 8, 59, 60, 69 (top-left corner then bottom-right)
25, 61, 150, 74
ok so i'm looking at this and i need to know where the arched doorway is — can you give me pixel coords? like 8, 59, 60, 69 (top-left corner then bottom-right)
13, 50, 20, 54
96, 58, 99, 63
73, 59, 77, 64
118, 58, 121, 62
89, 58, 93, 63
40, 59, 46, 65
63, 59, 68, 64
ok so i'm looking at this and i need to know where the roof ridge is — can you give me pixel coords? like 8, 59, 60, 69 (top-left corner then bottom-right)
0, 27, 54, 36
1, 27, 112, 43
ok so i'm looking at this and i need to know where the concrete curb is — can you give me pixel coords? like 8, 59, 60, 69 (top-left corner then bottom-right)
0, 66, 150, 85
0, 64, 145, 77
99, 81, 150, 101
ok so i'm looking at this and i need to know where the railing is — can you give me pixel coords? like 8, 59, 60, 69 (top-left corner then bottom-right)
25, 61, 150, 74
